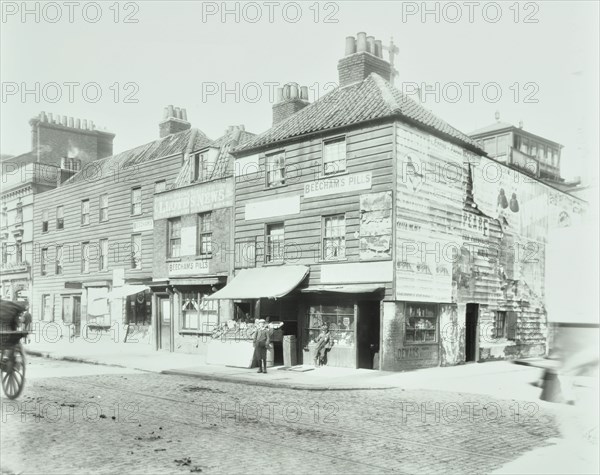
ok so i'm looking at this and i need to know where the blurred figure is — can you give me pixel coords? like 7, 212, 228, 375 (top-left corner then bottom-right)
21, 305, 32, 343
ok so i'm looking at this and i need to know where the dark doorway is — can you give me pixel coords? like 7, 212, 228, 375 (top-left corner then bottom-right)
72, 296, 81, 336
357, 300, 381, 369
158, 297, 172, 351
465, 303, 479, 362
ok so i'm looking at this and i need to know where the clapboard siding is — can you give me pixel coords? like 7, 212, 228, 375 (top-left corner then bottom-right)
234, 122, 394, 287
31, 152, 184, 321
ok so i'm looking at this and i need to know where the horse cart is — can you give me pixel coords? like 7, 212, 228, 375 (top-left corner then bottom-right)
0, 299, 28, 399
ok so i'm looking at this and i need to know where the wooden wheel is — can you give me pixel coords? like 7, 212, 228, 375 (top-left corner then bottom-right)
1, 344, 26, 399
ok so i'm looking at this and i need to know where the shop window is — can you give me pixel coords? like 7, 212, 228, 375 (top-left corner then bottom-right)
322, 214, 346, 260
405, 303, 438, 343
323, 137, 346, 175
41, 294, 53, 321
168, 218, 181, 258
81, 199, 90, 226
42, 209, 49, 233
126, 291, 151, 325
265, 223, 284, 263
131, 234, 142, 269
99, 194, 108, 222
197, 212, 212, 256
55, 245, 63, 275
306, 303, 355, 347
494, 311, 507, 339
41, 247, 48, 275
56, 206, 64, 229
181, 292, 220, 333
131, 187, 142, 215
266, 151, 285, 187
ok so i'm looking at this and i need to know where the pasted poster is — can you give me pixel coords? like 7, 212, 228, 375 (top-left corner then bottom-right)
395, 123, 464, 303
359, 191, 392, 260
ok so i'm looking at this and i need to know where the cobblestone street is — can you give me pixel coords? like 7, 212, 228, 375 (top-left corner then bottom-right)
1, 357, 562, 474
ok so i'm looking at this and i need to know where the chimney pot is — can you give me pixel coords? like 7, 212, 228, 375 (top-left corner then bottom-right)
289, 83, 299, 100
40, 111, 47, 122
519, 120, 524, 129
174, 107, 181, 119
345, 36, 357, 56
356, 32, 367, 52
163, 107, 169, 120
366, 36, 375, 54
276, 87, 284, 103
75, 118, 81, 128
282, 84, 291, 101
61, 115, 67, 126
181, 108, 188, 121
47, 112, 53, 123
68, 117, 74, 127
83, 119, 88, 130
300, 86, 309, 100
374, 40, 383, 58
90, 120, 95, 130
167, 105, 175, 118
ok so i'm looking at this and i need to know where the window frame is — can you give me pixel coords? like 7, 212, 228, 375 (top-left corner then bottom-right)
131, 187, 142, 216
322, 136, 347, 176
265, 150, 286, 188
180, 291, 220, 333
131, 233, 142, 269
494, 311, 507, 339
42, 209, 49, 233
321, 214, 347, 261
265, 222, 285, 264
404, 302, 439, 344
56, 205, 64, 230
41, 247, 48, 276
99, 238, 108, 271
167, 218, 182, 258
192, 151, 209, 182
197, 212, 212, 257
81, 199, 90, 226
55, 244, 63, 275
99, 194, 109, 222
81, 241, 90, 274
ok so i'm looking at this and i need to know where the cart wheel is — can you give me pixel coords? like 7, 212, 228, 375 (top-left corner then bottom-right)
1, 344, 26, 400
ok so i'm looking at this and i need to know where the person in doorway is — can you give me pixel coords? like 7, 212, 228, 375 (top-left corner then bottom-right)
314, 323, 333, 367
253, 319, 271, 374
21, 304, 32, 344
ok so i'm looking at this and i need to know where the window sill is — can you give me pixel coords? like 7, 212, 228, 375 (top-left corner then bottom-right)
166, 257, 181, 262
265, 183, 286, 190
179, 330, 212, 336
318, 258, 349, 264
263, 261, 286, 267
195, 255, 212, 260
319, 170, 349, 180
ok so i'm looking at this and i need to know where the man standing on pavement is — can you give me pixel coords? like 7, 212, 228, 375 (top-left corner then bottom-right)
253, 319, 271, 374
21, 304, 32, 344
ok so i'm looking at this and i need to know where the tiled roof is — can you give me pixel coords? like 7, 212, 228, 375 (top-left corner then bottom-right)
64, 128, 213, 185
235, 74, 484, 154
172, 128, 256, 189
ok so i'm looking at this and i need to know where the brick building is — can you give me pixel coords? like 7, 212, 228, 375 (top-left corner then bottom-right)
1, 113, 114, 307
208, 32, 586, 370
31, 107, 212, 342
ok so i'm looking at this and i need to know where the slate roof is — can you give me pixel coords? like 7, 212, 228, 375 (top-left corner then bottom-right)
64, 128, 213, 185
235, 73, 484, 154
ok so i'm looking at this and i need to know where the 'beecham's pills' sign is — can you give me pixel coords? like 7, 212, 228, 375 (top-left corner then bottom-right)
303, 172, 372, 198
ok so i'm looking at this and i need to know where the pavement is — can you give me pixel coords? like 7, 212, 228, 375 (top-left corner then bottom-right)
24, 336, 548, 400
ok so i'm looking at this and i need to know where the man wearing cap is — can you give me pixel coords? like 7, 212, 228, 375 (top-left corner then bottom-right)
253, 319, 271, 374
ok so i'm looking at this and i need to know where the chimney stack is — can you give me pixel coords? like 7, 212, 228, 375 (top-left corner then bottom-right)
272, 82, 310, 126
337, 32, 392, 87
159, 105, 192, 138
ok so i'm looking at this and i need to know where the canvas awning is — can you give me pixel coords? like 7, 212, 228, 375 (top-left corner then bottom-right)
205, 265, 309, 300
300, 284, 384, 294
106, 285, 149, 299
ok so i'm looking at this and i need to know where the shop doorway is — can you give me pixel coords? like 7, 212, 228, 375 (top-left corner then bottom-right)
465, 303, 479, 362
357, 301, 381, 369
158, 297, 172, 351
73, 296, 81, 336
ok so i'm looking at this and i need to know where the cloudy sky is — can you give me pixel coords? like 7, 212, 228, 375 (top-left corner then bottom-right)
2, 1, 598, 186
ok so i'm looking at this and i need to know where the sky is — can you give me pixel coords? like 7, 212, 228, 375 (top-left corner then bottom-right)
1, 1, 599, 188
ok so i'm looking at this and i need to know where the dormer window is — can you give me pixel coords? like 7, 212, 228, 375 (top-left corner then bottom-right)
193, 152, 208, 182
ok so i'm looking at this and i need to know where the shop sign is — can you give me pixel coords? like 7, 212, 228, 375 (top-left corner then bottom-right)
168, 260, 209, 277
303, 172, 372, 198
132, 218, 154, 233
154, 179, 233, 220
462, 212, 489, 236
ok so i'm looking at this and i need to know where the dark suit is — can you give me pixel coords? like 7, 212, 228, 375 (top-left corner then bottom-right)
253, 327, 271, 371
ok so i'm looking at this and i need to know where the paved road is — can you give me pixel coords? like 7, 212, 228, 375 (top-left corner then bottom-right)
1, 357, 561, 474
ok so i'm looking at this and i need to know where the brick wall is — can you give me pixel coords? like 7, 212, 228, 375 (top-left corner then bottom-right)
337, 52, 392, 87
